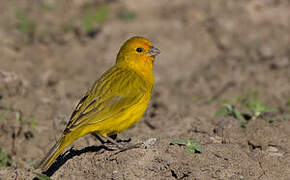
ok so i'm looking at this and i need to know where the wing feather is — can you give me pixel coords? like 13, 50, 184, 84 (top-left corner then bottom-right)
64, 67, 148, 133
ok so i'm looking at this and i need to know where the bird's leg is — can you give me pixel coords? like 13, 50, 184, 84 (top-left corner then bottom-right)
91, 133, 123, 149
105, 136, 154, 152
110, 138, 158, 156
92, 133, 157, 155
91, 132, 106, 144
102, 135, 124, 149
113, 135, 131, 143
109, 134, 117, 140
105, 134, 131, 143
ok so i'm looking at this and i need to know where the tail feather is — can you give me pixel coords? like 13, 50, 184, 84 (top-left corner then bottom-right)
37, 135, 67, 171
37, 127, 90, 171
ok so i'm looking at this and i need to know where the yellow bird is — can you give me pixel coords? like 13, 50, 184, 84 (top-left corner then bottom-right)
37, 36, 160, 171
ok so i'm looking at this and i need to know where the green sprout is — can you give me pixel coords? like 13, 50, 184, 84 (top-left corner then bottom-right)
29, 119, 38, 129
15, 111, 21, 121
215, 91, 277, 128
244, 101, 276, 120
82, 6, 109, 32
171, 138, 202, 154
0, 149, 12, 167
215, 104, 243, 120
286, 98, 290, 110
16, 12, 36, 34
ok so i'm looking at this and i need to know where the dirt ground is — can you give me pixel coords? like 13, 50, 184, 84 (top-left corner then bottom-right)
0, 0, 290, 179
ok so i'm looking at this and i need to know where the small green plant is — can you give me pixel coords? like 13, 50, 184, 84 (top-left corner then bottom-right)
29, 119, 38, 129
170, 138, 202, 154
244, 101, 276, 120
215, 104, 243, 120
0, 149, 12, 167
16, 12, 36, 34
286, 98, 290, 110
15, 111, 21, 121
34, 172, 52, 180
82, 6, 109, 32
215, 91, 277, 127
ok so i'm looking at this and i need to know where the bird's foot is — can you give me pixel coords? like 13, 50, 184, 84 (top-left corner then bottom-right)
91, 133, 131, 150
110, 138, 158, 155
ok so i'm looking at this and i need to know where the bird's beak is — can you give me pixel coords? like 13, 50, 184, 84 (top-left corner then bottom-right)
148, 46, 160, 57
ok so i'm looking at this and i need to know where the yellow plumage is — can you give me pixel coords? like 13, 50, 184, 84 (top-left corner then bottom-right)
37, 36, 160, 171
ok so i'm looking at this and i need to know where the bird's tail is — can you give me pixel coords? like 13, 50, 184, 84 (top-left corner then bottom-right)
36, 134, 70, 171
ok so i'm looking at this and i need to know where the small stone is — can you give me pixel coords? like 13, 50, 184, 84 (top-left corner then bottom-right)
269, 152, 283, 157
142, 138, 157, 149
260, 45, 273, 58
266, 146, 278, 153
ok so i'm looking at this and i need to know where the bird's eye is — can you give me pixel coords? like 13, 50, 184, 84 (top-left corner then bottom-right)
136, 47, 144, 53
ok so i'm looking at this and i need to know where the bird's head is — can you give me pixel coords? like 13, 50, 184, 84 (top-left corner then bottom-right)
116, 36, 160, 72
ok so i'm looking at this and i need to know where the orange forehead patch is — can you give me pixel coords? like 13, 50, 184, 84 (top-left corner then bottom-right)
126, 36, 152, 50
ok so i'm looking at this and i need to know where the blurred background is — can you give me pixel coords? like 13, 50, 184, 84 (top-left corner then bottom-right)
0, 0, 290, 179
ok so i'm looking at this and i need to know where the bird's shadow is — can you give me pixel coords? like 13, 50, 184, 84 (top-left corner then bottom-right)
33, 144, 112, 179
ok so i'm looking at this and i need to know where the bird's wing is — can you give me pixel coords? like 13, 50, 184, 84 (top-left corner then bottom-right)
64, 67, 148, 133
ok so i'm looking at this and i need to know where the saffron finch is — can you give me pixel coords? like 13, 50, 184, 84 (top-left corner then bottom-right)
37, 36, 160, 171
